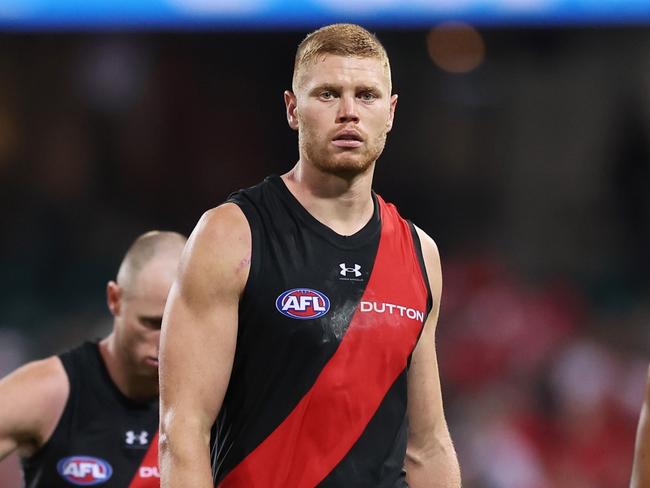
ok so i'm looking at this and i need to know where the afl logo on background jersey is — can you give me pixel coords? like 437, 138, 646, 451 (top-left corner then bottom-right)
276, 288, 330, 320
57, 456, 113, 486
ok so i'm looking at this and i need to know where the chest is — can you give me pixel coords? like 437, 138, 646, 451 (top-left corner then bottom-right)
26, 392, 159, 487
240, 219, 428, 361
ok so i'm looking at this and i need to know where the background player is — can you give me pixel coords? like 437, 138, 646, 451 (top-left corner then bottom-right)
631, 364, 650, 487
0, 230, 186, 487
159, 24, 460, 487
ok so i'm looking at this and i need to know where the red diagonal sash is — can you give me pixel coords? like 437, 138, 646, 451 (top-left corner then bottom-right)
220, 197, 428, 487
128, 431, 160, 488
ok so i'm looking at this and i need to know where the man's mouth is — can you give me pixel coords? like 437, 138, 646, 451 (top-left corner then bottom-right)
332, 130, 363, 148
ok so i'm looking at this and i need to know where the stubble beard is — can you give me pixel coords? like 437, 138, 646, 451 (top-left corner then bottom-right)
299, 126, 388, 178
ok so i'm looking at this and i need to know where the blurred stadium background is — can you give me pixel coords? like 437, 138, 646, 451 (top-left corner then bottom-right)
1, 1, 649, 486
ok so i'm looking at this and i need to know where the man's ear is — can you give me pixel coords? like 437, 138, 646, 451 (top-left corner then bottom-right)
107, 281, 122, 317
386, 94, 398, 133
284, 90, 299, 131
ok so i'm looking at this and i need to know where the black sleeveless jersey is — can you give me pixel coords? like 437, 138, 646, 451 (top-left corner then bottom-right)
21, 342, 161, 488
211, 176, 432, 487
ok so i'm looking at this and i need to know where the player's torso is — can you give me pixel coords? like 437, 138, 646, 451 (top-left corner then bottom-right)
212, 176, 431, 487
22, 342, 160, 488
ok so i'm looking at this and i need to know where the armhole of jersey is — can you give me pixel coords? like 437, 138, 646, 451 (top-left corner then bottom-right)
50, 353, 75, 440
408, 221, 433, 320
407, 222, 433, 370
22, 354, 74, 466
225, 197, 262, 303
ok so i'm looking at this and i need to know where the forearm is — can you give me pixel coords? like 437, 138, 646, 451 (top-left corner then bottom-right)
405, 431, 461, 488
159, 420, 214, 488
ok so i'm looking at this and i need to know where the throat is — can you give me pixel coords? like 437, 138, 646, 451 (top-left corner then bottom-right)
99, 339, 158, 402
282, 163, 376, 236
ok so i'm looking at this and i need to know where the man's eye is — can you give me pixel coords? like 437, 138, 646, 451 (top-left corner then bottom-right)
360, 92, 377, 101
320, 91, 334, 100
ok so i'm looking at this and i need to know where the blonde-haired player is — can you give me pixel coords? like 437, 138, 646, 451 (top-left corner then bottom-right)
160, 24, 460, 488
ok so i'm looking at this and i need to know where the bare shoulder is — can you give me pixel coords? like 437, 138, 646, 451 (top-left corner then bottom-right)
194, 203, 250, 243
178, 203, 252, 303
0, 356, 69, 456
0, 356, 68, 406
188, 203, 250, 259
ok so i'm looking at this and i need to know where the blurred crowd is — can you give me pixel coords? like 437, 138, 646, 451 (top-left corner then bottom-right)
440, 255, 648, 487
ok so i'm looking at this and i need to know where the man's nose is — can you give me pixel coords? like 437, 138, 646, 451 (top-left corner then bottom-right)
336, 95, 359, 124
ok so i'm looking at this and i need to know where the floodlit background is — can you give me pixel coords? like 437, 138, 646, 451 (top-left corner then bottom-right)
0, 1, 649, 487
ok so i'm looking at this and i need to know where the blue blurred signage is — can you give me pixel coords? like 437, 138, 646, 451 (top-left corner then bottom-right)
1, 0, 650, 29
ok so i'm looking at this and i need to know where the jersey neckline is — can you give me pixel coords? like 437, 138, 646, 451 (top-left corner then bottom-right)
87, 341, 158, 410
266, 174, 381, 249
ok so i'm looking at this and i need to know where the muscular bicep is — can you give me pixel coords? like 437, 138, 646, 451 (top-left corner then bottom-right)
405, 227, 460, 487
0, 357, 68, 460
407, 227, 445, 453
159, 203, 251, 446
406, 292, 444, 451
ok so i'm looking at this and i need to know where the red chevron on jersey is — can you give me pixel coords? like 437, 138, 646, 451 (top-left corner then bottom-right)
128, 431, 160, 488
219, 195, 429, 487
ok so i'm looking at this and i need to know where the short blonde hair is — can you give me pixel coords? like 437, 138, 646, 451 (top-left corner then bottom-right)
292, 23, 391, 91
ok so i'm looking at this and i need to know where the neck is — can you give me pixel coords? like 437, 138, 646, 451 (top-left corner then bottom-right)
282, 159, 375, 236
99, 335, 158, 402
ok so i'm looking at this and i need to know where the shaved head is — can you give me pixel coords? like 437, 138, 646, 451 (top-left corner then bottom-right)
116, 231, 187, 296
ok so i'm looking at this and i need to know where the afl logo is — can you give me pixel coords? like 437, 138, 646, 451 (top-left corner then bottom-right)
57, 456, 113, 486
276, 288, 330, 320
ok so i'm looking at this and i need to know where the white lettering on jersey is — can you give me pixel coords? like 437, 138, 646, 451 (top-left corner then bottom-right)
359, 301, 425, 322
